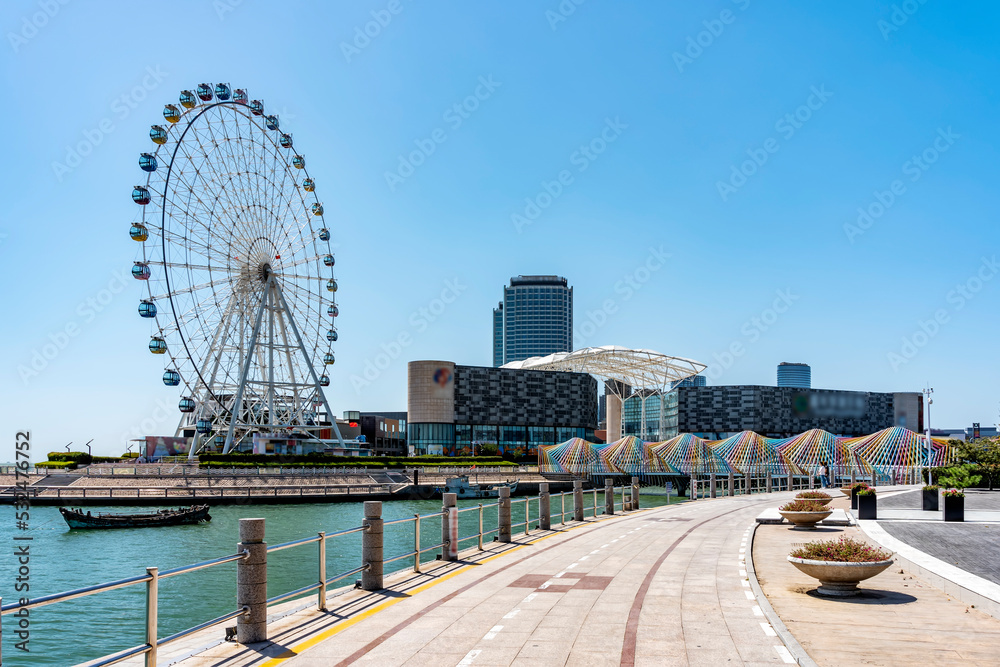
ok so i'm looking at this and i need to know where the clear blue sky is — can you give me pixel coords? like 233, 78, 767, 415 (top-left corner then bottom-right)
2, 1, 998, 457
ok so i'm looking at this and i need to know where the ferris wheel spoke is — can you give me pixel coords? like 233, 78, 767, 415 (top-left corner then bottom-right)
148, 276, 233, 302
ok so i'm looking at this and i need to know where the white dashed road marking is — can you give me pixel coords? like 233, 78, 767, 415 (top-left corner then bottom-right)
483, 625, 503, 640
744, 590, 755, 600
457, 649, 481, 666
775, 645, 796, 663
752, 605, 764, 617
760, 622, 777, 637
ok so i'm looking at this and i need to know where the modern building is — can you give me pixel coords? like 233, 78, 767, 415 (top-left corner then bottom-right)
358, 411, 407, 456
777, 362, 811, 388
407, 360, 597, 457
492, 275, 573, 366
671, 375, 707, 389
660, 386, 923, 440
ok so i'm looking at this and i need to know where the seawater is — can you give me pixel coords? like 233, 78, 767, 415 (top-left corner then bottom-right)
0, 490, 676, 666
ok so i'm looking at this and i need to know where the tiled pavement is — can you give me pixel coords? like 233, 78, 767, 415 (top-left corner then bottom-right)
878, 521, 1000, 586
157, 493, 799, 667
879, 488, 1000, 510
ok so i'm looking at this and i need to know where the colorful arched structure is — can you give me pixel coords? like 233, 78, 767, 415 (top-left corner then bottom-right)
538, 426, 954, 478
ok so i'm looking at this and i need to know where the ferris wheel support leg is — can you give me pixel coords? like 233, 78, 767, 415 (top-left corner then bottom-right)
271, 280, 345, 447
223, 281, 272, 454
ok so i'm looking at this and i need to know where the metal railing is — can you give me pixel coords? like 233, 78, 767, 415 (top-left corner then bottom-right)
0, 483, 629, 666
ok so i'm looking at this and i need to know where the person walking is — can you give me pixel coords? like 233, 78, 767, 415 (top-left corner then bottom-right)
818, 461, 830, 489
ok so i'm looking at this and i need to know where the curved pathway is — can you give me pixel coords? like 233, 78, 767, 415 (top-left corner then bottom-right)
233, 493, 800, 666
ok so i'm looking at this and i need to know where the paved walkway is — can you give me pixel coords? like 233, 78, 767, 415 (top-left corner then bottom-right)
151, 493, 795, 667
753, 492, 1000, 666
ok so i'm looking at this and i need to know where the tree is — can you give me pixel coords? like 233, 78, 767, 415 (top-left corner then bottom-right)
938, 463, 983, 491
951, 437, 1000, 490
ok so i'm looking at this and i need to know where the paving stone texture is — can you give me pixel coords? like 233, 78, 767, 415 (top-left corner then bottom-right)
754, 492, 1000, 666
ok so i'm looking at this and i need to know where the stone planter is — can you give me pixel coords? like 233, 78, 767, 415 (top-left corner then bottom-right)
778, 509, 833, 530
857, 493, 877, 520
922, 489, 939, 512
795, 495, 833, 506
787, 556, 894, 597
943, 494, 964, 522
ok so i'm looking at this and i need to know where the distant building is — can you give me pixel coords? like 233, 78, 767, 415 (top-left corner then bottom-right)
407, 360, 596, 457
777, 362, 811, 388
493, 275, 573, 366
358, 412, 407, 456
670, 386, 922, 439
671, 375, 707, 389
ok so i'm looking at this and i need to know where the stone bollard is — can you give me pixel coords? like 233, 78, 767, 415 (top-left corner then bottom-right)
441, 493, 457, 561
787, 472, 794, 492
498, 487, 511, 543
539, 483, 551, 530
766, 473, 772, 494
809, 474, 815, 489
728, 471, 735, 496
573, 480, 584, 521
710, 473, 717, 499
631, 476, 640, 510
237, 518, 267, 644
605, 478, 614, 515
851, 470, 857, 487
362, 501, 384, 589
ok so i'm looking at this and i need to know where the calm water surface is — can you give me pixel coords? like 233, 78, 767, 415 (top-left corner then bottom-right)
0, 489, 678, 666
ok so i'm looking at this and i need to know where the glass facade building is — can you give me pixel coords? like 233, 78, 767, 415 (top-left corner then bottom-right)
621, 391, 679, 441
777, 362, 811, 388
493, 275, 573, 366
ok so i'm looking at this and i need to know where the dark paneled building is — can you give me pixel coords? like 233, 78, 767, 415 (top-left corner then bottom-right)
408, 360, 597, 457
674, 386, 922, 439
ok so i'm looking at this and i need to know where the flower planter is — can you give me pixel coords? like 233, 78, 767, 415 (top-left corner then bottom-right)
857, 494, 877, 520
851, 487, 859, 510
787, 556, 894, 597
795, 495, 833, 506
943, 495, 964, 522
778, 509, 833, 530
922, 489, 939, 512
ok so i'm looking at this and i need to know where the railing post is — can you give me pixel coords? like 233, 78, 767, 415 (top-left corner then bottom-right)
144, 567, 158, 667
766, 473, 772, 494
560, 491, 566, 524
787, 472, 793, 492
573, 480, 584, 521
237, 518, 267, 644
413, 514, 421, 573
498, 487, 511, 543
524, 498, 530, 536
593, 488, 598, 517
539, 483, 551, 530
689, 475, 696, 500
709, 473, 717, 499
851, 470, 857, 487
809, 474, 815, 489
728, 471, 735, 496
478, 504, 484, 550
605, 478, 614, 515
317, 532, 327, 611
362, 501, 384, 589
441, 493, 457, 561
631, 476, 640, 510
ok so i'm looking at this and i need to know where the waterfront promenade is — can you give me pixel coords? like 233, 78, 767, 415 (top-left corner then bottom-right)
81, 485, 1000, 667
108, 492, 792, 666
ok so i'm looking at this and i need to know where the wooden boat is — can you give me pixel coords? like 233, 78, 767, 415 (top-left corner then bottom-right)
59, 505, 211, 529
434, 475, 517, 499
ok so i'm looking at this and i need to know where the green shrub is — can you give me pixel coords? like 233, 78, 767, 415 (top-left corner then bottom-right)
796, 491, 831, 500
36, 461, 75, 469
47, 451, 92, 465
856, 487, 876, 496
780, 500, 829, 512
943, 488, 965, 498
938, 464, 982, 490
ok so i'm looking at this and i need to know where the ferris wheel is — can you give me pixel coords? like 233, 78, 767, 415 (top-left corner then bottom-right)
129, 82, 343, 456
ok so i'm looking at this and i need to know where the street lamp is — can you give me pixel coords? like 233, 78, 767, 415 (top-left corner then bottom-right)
83, 439, 93, 456
64, 441, 73, 452
924, 386, 934, 486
